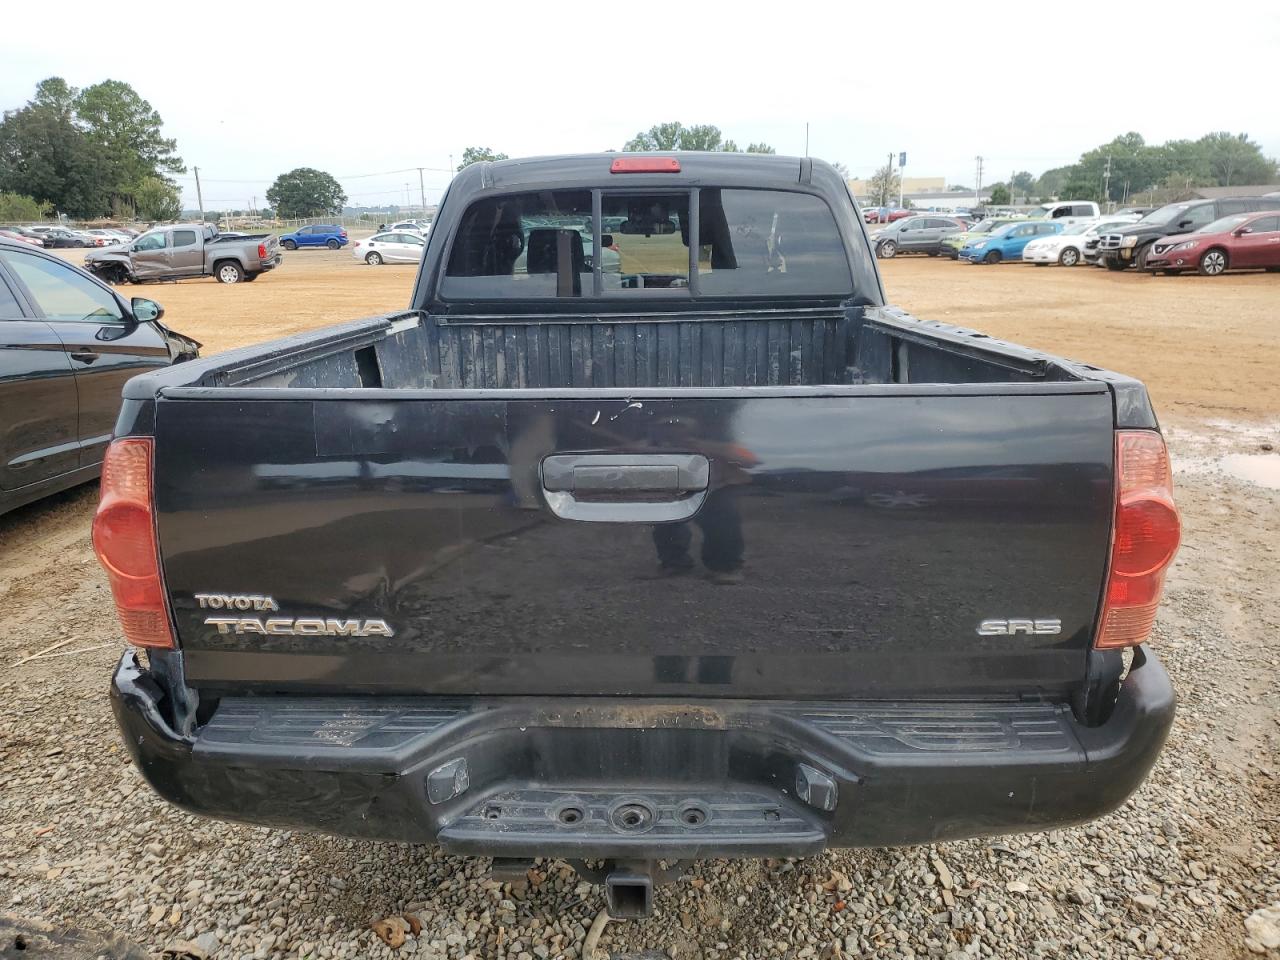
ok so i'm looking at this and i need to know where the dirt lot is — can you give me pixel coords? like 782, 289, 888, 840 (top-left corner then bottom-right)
1, 252, 1277, 959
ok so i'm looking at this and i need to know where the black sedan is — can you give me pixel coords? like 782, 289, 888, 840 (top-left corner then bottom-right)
0, 239, 200, 516
35, 228, 89, 249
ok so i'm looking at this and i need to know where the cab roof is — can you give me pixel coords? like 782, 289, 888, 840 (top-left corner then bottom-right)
455, 152, 845, 195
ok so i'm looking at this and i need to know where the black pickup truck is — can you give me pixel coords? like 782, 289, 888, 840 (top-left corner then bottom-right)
98, 153, 1180, 918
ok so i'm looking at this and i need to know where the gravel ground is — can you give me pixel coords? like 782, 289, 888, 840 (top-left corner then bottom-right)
1, 421, 1276, 960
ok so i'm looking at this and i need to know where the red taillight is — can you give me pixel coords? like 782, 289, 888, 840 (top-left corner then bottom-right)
1094, 431, 1180, 649
340, 230, 348, 237
92, 438, 175, 649
257, 243, 267, 259
611, 157, 681, 174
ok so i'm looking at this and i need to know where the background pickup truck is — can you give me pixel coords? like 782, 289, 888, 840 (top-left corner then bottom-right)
84, 223, 281, 285
98, 153, 1180, 919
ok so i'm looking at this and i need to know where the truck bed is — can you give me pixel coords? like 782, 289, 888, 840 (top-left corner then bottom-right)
128, 302, 1136, 392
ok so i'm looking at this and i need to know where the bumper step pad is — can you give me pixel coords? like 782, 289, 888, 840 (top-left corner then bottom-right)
438, 788, 826, 859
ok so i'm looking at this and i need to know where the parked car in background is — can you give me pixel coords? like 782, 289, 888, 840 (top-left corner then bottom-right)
79, 229, 119, 247
352, 232, 426, 265
10, 227, 47, 244
83, 229, 126, 246
0, 229, 43, 247
960, 221, 1063, 263
873, 216, 966, 258
0, 238, 199, 516
863, 206, 914, 224
390, 221, 430, 235
84, 224, 282, 285
1025, 201, 1100, 225
278, 224, 349, 250
1098, 196, 1280, 271
941, 218, 1024, 259
31, 227, 88, 248
1022, 217, 1141, 267
1144, 212, 1280, 276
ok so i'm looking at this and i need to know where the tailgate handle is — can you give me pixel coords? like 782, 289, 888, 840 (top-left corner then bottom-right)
541, 454, 709, 523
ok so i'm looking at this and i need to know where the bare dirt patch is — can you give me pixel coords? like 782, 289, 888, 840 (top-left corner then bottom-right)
880, 257, 1280, 423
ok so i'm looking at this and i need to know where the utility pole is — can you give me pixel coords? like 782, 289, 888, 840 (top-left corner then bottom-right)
194, 166, 205, 222
886, 152, 894, 207
1102, 154, 1113, 211
804, 122, 810, 158
899, 151, 907, 209
1009, 170, 1015, 206
417, 167, 426, 215
974, 156, 984, 209
449, 154, 455, 178
404, 183, 410, 210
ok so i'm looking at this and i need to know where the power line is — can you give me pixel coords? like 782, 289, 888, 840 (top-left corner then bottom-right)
172, 164, 453, 184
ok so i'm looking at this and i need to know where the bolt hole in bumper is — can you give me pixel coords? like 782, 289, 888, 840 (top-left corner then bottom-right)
111, 647, 1173, 861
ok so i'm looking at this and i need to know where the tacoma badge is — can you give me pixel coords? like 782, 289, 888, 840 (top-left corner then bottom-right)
204, 617, 394, 637
195, 593, 393, 637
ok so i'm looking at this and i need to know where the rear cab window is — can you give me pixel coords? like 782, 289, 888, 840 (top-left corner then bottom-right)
440, 187, 852, 301
442, 190, 593, 299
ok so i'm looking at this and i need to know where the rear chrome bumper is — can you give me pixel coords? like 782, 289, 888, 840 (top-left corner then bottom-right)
112, 648, 1175, 859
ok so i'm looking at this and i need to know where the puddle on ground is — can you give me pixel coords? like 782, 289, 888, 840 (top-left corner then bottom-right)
1219, 454, 1280, 490
1178, 453, 1280, 490
1177, 455, 1280, 491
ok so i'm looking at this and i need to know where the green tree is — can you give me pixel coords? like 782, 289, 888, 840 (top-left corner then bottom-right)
0, 79, 112, 217
0, 77, 183, 218
1011, 171, 1035, 194
259, 206, 274, 219
624, 122, 773, 154
625, 122, 685, 151
134, 176, 181, 221
868, 163, 900, 206
457, 146, 508, 171
1032, 166, 1071, 198
987, 183, 1011, 206
74, 80, 184, 207
1071, 132, 1164, 202
31, 76, 78, 119
265, 168, 347, 218
0, 192, 50, 220
1196, 132, 1277, 186
1157, 139, 1212, 184
677, 124, 725, 151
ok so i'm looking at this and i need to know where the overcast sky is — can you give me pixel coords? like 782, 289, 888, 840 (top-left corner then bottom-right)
3, 2, 1277, 210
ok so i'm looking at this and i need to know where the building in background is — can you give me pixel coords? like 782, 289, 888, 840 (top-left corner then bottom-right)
1185, 184, 1280, 200
846, 176, 987, 211
846, 176, 947, 200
